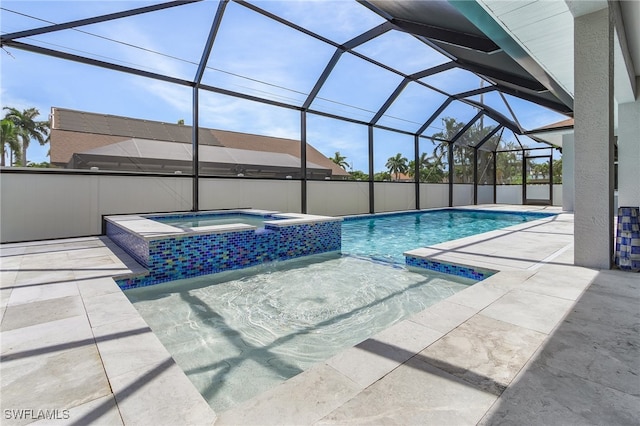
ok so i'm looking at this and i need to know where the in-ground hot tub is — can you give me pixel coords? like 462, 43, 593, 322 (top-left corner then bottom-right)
106, 209, 342, 289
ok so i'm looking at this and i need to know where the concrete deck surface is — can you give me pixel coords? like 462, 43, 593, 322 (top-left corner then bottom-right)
1, 205, 638, 425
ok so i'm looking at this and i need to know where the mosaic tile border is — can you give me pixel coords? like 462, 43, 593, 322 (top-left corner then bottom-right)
110, 214, 342, 290
405, 255, 496, 281
614, 206, 640, 272
106, 222, 149, 267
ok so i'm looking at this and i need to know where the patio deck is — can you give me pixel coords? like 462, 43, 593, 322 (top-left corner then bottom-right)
1, 205, 638, 425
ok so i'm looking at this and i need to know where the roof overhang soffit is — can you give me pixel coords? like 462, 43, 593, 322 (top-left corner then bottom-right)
446, 0, 574, 110
359, 0, 573, 117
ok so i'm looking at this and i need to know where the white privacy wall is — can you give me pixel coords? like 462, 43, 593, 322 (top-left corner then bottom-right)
1, 172, 563, 243
374, 183, 416, 212
496, 185, 523, 204
0, 172, 192, 242
452, 184, 474, 206
419, 184, 448, 209
477, 185, 494, 204
495, 184, 563, 206
526, 184, 551, 200
553, 185, 562, 206
530, 185, 563, 207
199, 178, 301, 213
307, 181, 369, 216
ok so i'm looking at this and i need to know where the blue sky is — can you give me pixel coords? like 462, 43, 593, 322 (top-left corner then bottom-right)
1, 0, 567, 171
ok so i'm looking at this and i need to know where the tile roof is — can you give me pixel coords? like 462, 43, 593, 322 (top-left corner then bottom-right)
72, 138, 329, 171
50, 107, 350, 176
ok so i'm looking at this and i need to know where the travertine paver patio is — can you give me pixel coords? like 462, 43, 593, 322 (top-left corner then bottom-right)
0, 237, 216, 425
1, 205, 638, 425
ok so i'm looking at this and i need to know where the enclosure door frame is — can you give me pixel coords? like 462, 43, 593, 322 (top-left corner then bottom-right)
523, 151, 553, 206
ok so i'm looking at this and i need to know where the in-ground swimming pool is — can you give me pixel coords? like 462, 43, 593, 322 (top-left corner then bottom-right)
125, 208, 555, 412
127, 253, 474, 412
343, 208, 555, 263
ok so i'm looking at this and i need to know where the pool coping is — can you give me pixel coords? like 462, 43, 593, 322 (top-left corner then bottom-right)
105, 209, 342, 241
342, 206, 556, 222
4, 204, 635, 425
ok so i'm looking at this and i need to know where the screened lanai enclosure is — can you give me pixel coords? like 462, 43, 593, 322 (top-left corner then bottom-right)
1, 0, 573, 241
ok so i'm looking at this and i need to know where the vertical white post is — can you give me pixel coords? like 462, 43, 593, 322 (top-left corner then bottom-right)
562, 133, 574, 212
617, 100, 640, 208
574, 7, 615, 269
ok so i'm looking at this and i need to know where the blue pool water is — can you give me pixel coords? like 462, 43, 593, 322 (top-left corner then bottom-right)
126, 208, 554, 412
127, 253, 473, 413
152, 213, 280, 229
343, 209, 554, 263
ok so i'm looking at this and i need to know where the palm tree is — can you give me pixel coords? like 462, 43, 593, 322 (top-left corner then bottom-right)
374, 171, 391, 181
3, 107, 50, 167
408, 153, 430, 181
430, 117, 465, 179
552, 158, 562, 184
417, 152, 429, 169
419, 151, 440, 183
385, 153, 408, 181
1, 119, 21, 167
496, 141, 522, 184
330, 151, 349, 170
349, 170, 368, 181
432, 117, 465, 142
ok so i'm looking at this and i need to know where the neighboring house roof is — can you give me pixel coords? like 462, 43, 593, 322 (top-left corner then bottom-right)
208, 129, 343, 175
50, 130, 130, 167
50, 107, 350, 176
392, 172, 414, 182
69, 138, 330, 177
52, 107, 221, 145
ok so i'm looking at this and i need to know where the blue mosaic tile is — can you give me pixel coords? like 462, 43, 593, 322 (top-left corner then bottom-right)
270, 222, 341, 261
106, 223, 149, 267
405, 255, 496, 281
615, 207, 640, 272
112, 217, 342, 290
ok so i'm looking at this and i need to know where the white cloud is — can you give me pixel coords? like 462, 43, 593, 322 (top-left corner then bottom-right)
198, 91, 300, 139
141, 80, 192, 116
101, 20, 195, 79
